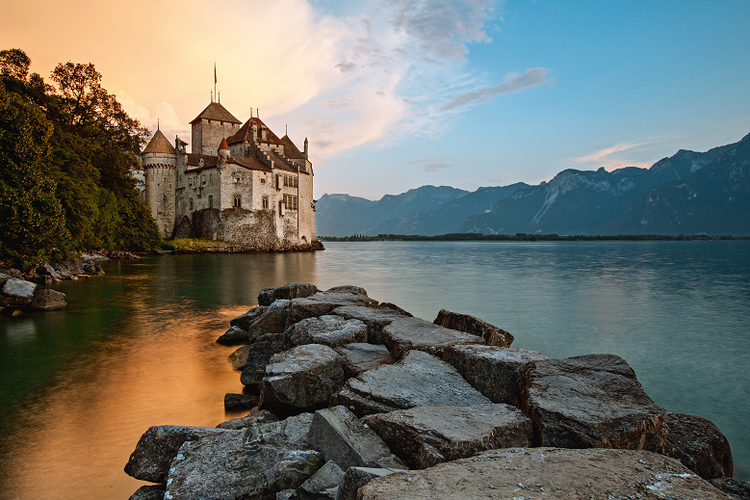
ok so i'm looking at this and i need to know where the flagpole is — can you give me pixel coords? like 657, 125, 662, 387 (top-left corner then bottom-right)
214, 63, 217, 103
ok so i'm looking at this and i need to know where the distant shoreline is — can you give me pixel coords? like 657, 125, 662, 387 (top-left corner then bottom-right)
319, 233, 750, 242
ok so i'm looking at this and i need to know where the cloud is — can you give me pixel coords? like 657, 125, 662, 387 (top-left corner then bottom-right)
441, 67, 550, 111
422, 162, 451, 172
567, 141, 656, 171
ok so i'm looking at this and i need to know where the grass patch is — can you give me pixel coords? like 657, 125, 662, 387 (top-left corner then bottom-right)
163, 238, 246, 252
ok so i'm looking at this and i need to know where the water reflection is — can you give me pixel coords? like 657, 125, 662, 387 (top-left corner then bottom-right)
0, 242, 748, 499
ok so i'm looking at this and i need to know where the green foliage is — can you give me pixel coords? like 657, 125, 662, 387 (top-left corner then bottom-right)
0, 49, 161, 269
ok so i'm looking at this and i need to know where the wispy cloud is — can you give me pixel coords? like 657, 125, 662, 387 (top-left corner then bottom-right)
570, 141, 652, 170
422, 162, 451, 172
441, 67, 550, 111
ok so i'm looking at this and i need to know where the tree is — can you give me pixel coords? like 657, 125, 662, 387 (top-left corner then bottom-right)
0, 49, 30, 81
0, 80, 69, 267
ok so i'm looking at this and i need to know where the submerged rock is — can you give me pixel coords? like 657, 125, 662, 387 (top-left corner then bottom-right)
29, 288, 67, 311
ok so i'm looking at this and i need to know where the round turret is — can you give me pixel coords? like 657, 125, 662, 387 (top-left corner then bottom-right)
142, 129, 177, 239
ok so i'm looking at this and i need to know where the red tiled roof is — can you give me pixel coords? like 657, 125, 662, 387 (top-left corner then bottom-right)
142, 129, 175, 154
189, 102, 241, 125
218, 138, 230, 151
231, 157, 272, 172
280, 135, 305, 159
226, 117, 283, 146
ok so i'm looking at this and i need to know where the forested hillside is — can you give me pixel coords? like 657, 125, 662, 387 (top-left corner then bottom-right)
0, 49, 160, 269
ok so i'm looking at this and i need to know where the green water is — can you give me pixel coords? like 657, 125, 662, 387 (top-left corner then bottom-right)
1, 241, 748, 499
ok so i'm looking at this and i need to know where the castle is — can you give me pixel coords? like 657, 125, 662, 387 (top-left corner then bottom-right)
140, 101, 316, 250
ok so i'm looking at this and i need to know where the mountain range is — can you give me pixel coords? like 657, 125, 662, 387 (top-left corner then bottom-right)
316, 133, 750, 237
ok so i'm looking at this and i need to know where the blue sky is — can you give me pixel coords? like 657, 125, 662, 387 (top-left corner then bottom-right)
3, 0, 749, 199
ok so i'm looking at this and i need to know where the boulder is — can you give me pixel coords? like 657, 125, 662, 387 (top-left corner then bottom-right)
307, 406, 405, 470
433, 309, 514, 347
224, 393, 259, 412
331, 304, 413, 344
664, 411, 733, 479
240, 332, 288, 388
0, 278, 37, 309
128, 485, 165, 500
711, 478, 750, 500
380, 317, 485, 360
248, 300, 292, 340
287, 315, 368, 347
260, 344, 346, 413
338, 467, 406, 500
287, 289, 378, 325
362, 404, 531, 469
29, 288, 67, 311
333, 343, 394, 378
293, 460, 344, 500
229, 305, 267, 331
522, 354, 668, 452
164, 414, 318, 500
330, 350, 491, 417
259, 283, 320, 306
227, 344, 251, 370
357, 447, 733, 500
441, 344, 548, 407
217, 407, 279, 430
216, 325, 249, 346
124, 425, 228, 483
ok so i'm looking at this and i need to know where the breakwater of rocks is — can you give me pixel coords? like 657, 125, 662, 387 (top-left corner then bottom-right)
124, 283, 749, 500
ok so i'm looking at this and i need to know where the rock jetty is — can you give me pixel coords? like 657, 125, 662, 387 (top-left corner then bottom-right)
125, 283, 745, 500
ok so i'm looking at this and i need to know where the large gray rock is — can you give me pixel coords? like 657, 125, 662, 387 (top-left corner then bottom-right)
259, 283, 320, 306
0, 278, 37, 309
330, 350, 491, 417
307, 406, 405, 470
522, 354, 668, 452
240, 332, 288, 388
229, 305, 267, 330
248, 300, 293, 340
362, 404, 531, 469
227, 344, 251, 370
433, 309, 514, 347
711, 478, 750, 500
124, 425, 228, 483
333, 343, 394, 378
29, 288, 67, 311
128, 485, 165, 500
287, 315, 367, 347
164, 414, 318, 500
224, 393, 259, 412
260, 344, 346, 413
358, 447, 733, 500
293, 460, 344, 500
287, 288, 379, 325
381, 317, 485, 360
331, 304, 412, 344
664, 411, 733, 479
441, 344, 548, 407
216, 325, 249, 346
216, 407, 279, 430
338, 467, 406, 500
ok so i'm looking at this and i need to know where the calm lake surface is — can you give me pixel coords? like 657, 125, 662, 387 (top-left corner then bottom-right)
1, 241, 749, 499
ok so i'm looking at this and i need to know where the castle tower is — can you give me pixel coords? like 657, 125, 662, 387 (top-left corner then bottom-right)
190, 102, 242, 155
142, 129, 177, 239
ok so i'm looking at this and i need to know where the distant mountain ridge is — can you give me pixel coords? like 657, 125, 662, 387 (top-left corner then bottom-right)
316, 133, 750, 237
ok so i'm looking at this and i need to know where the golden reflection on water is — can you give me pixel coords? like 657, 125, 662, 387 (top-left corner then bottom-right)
2, 304, 249, 500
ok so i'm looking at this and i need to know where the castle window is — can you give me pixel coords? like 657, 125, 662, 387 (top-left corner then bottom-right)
283, 194, 299, 211
233, 195, 242, 208
260, 178, 266, 184
262, 196, 269, 209
209, 195, 213, 208
189, 198, 193, 210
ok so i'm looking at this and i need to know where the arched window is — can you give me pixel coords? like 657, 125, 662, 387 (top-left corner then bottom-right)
233, 195, 241, 208
208, 195, 213, 208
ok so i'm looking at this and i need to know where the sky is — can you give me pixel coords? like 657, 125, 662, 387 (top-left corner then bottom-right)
2, 0, 749, 200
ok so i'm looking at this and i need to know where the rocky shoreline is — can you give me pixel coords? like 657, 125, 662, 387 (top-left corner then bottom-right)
124, 283, 748, 500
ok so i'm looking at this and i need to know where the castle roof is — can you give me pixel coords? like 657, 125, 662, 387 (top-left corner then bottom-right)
218, 138, 230, 151
227, 117, 283, 146
142, 129, 175, 154
280, 135, 305, 159
190, 102, 242, 125
186, 153, 272, 173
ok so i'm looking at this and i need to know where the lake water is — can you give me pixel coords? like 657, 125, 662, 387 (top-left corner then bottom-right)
1, 241, 749, 499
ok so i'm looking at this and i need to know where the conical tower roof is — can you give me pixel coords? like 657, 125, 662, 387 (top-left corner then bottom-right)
190, 102, 241, 125
142, 129, 175, 154
218, 137, 230, 152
